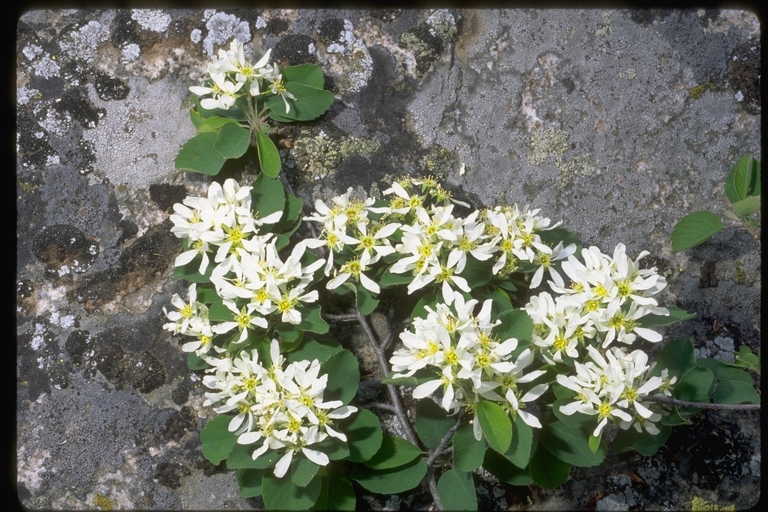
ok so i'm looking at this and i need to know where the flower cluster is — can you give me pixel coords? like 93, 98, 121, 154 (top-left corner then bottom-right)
390, 290, 549, 437
190, 39, 295, 112
303, 186, 398, 294
556, 345, 677, 436
202, 339, 357, 477
304, 177, 576, 304
525, 243, 669, 364
164, 179, 324, 354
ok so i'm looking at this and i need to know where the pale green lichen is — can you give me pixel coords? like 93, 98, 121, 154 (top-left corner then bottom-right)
689, 82, 716, 99
291, 133, 381, 180
690, 496, 735, 511
732, 259, 754, 286
94, 493, 115, 511
529, 128, 596, 185
418, 145, 456, 180
595, 11, 613, 37
529, 128, 569, 166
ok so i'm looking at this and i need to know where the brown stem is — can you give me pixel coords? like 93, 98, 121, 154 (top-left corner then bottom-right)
644, 395, 760, 410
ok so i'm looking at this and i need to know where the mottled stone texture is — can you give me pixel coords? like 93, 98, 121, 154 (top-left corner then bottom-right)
16, 9, 759, 510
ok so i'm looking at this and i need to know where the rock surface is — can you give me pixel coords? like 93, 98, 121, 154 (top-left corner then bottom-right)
16, 8, 760, 510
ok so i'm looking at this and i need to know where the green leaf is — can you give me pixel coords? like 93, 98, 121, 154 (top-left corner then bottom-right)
262, 470, 322, 510
538, 416, 606, 467
284, 338, 342, 364
363, 434, 422, 470
538, 227, 583, 254
503, 416, 533, 468
438, 470, 477, 511
674, 366, 714, 404
290, 455, 320, 488
588, 432, 601, 454
414, 399, 456, 450
340, 409, 383, 463
200, 415, 237, 465
458, 253, 493, 288
695, 358, 755, 385
671, 211, 724, 252
483, 448, 533, 486
494, 309, 533, 347
730, 345, 760, 374
351, 457, 428, 494
187, 351, 209, 370
529, 445, 571, 489
173, 256, 213, 283
297, 306, 330, 335
355, 285, 380, 316
712, 380, 760, 405
214, 122, 250, 159
256, 130, 281, 178
612, 424, 672, 456
321, 349, 360, 405
453, 422, 487, 472
226, 443, 279, 470
637, 306, 697, 328
197, 116, 239, 132
731, 195, 761, 217
653, 338, 697, 381
476, 401, 512, 454
379, 265, 414, 288
236, 468, 264, 498
725, 155, 760, 203
266, 83, 334, 121
175, 131, 225, 175
660, 406, 694, 426
283, 63, 326, 89
311, 434, 349, 461
251, 173, 286, 220
311, 466, 356, 511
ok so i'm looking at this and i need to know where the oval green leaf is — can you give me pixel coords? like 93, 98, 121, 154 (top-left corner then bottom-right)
215, 122, 250, 159
363, 434, 422, 470
475, 401, 512, 454
175, 131, 225, 175
712, 380, 760, 405
311, 465, 356, 511
200, 415, 237, 465
674, 366, 714, 404
340, 409, 383, 463
262, 470, 322, 510
529, 446, 571, 489
483, 448, 533, 486
236, 468, 264, 498
414, 399, 456, 450
256, 130, 281, 177
438, 470, 477, 511
538, 416, 606, 467
321, 349, 359, 405
725, 154, 760, 203
453, 422, 487, 472
351, 457, 428, 494
671, 211, 724, 252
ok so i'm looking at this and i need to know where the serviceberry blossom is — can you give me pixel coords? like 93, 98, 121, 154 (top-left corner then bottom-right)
203, 340, 357, 478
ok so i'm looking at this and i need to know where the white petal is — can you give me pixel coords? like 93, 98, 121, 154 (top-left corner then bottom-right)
274, 451, 293, 478
301, 447, 330, 467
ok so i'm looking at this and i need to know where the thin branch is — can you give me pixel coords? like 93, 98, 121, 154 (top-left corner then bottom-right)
322, 312, 358, 322
426, 412, 463, 467
354, 308, 446, 510
365, 402, 397, 413
644, 395, 760, 410
355, 310, 421, 447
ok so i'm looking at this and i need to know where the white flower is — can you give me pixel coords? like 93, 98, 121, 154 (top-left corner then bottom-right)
190, 72, 244, 110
